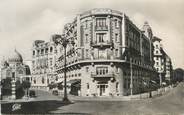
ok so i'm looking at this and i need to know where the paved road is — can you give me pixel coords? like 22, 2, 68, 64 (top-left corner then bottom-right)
37, 83, 184, 115
1, 83, 184, 115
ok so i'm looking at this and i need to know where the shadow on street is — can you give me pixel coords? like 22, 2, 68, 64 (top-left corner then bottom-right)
1, 100, 74, 114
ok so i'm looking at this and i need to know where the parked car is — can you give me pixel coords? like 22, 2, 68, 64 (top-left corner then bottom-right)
29, 90, 36, 97
52, 90, 59, 96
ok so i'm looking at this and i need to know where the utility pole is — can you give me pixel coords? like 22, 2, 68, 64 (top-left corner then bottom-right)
159, 73, 162, 87
130, 57, 133, 97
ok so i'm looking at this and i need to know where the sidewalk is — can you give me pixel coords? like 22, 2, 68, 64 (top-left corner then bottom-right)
0, 85, 174, 103
68, 86, 174, 102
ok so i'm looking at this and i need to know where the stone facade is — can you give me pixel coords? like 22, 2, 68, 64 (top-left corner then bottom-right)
31, 37, 62, 90
152, 36, 173, 85
55, 8, 157, 97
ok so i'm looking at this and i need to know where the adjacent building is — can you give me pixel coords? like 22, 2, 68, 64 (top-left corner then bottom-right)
1, 49, 31, 81
152, 36, 173, 85
0, 49, 31, 99
55, 8, 157, 97
31, 37, 62, 90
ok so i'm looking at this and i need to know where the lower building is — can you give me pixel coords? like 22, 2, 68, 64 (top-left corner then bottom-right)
0, 49, 31, 99
152, 36, 173, 86
30, 38, 62, 90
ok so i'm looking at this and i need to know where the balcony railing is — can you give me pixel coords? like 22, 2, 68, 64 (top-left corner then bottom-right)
91, 72, 115, 78
91, 41, 113, 48
95, 25, 108, 31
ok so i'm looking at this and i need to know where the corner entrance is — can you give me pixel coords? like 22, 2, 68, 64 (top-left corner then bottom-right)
97, 81, 109, 96
94, 77, 110, 96
98, 84, 108, 96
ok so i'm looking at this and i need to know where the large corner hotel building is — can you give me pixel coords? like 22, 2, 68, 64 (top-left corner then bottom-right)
32, 9, 157, 97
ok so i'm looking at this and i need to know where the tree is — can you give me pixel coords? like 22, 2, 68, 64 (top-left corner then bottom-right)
15, 80, 24, 99
1, 77, 12, 96
1, 78, 24, 99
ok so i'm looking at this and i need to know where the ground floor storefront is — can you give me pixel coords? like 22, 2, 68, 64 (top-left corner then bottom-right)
56, 61, 157, 97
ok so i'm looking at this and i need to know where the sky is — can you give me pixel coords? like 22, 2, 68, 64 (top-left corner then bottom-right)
0, 0, 184, 69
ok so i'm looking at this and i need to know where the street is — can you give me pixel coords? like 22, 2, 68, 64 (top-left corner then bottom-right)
1, 83, 184, 115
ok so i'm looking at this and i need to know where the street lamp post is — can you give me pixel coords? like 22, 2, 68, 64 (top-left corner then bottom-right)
149, 75, 152, 98
53, 34, 75, 103
130, 57, 133, 97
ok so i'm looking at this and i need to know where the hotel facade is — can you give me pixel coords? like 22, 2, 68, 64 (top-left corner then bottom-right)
54, 9, 157, 97
152, 36, 173, 85
31, 38, 62, 90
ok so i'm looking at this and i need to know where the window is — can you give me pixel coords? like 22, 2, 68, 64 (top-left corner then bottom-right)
156, 45, 159, 48
50, 47, 53, 53
156, 50, 159, 54
85, 34, 88, 43
45, 48, 48, 54
115, 33, 118, 42
115, 19, 119, 28
86, 67, 89, 72
115, 49, 118, 57
96, 33, 107, 43
42, 77, 45, 84
96, 67, 108, 75
116, 82, 119, 92
33, 51, 35, 56
12, 72, 15, 79
34, 79, 36, 84
41, 49, 44, 55
87, 83, 89, 89
96, 18, 106, 27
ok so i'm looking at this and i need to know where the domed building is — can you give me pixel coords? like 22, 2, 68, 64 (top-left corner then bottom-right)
8, 49, 23, 64
1, 49, 31, 99
1, 49, 31, 82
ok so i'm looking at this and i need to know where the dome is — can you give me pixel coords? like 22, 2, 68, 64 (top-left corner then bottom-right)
142, 21, 152, 32
8, 49, 23, 63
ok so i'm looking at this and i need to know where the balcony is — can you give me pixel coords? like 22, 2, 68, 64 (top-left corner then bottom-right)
91, 72, 115, 78
91, 41, 113, 48
95, 25, 108, 31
